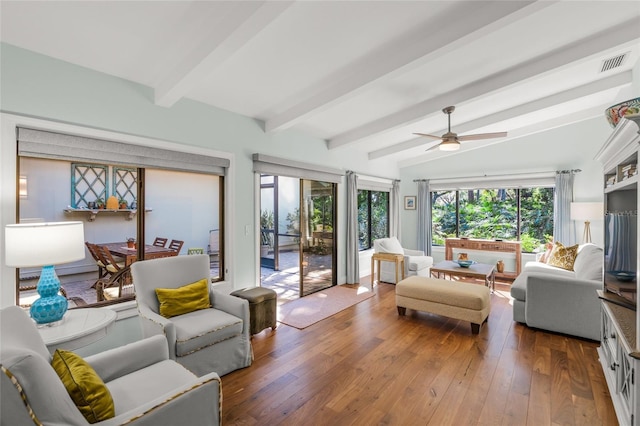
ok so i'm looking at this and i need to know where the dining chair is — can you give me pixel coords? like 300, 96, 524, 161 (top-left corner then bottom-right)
94, 245, 126, 277
168, 239, 184, 254
96, 265, 134, 302
85, 242, 107, 282
153, 237, 168, 248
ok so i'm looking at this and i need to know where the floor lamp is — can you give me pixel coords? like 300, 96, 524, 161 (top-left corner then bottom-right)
5, 221, 85, 325
570, 202, 603, 244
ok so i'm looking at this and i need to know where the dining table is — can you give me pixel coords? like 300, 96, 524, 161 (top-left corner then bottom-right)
101, 242, 178, 266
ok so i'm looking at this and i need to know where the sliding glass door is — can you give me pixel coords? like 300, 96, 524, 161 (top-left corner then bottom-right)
300, 179, 336, 296
260, 175, 336, 297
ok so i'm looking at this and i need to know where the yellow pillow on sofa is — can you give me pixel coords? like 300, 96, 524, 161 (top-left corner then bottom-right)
52, 349, 115, 424
155, 278, 211, 318
547, 242, 579, 271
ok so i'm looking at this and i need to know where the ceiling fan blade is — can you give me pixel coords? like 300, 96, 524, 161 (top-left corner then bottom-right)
425, 143, 441, 152
457, 131, 508, 141
413, 133, 442, 140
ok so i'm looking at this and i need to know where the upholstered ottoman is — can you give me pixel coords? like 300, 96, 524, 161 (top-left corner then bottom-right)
230, 287, 277, 335
396, 276, 490, 334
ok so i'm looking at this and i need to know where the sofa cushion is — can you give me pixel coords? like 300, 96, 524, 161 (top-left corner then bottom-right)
155, 278, 211, 318
52, 349, 115, 423
105, 359, 197, 414
574, 243, 604, 281
376, 237, 404, 254
547, 242, 579, 271
522, 261, 576, 278
406, 255, 432, 272
173, 308, 243, 357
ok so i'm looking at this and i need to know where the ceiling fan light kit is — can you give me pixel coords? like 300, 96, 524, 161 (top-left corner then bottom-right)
415, 105, 508, 151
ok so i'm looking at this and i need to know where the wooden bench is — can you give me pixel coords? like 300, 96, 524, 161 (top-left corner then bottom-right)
395, 276, 490, 334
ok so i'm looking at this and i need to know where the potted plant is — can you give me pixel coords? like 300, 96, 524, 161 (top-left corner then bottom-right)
118, 198, 128, 209
96, 198, 105, 209
127, 237, 136, 249
260, 210, 274, 257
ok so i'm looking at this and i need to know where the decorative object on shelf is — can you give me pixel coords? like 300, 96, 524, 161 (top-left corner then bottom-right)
456, 259, 475, 268
4, 221, 85, 325
106, 195, 118, 210
87, 201, 96, 209
605, 97, 640, 128
496, 260, 505, 273
118, 198, 128, 209
612, 271, 636, 282
570, 202, 604, 244
404, 196, 416, 210
130, 201, 137, 210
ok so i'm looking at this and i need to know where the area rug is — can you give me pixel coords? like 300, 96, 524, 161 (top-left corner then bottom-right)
278, 285, 375, 329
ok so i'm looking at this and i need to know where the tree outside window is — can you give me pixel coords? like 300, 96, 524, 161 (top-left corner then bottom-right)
358, 190, 389, 250
431, 187, 553, 252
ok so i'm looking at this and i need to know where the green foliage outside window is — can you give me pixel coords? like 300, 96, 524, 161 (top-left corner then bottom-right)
432, 187, 553, 252
358, 190, 389, 250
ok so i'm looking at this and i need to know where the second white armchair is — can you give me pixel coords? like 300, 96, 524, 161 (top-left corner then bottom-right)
373, 237, 433, 284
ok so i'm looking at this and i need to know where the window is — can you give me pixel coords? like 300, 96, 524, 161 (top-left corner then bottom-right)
431, 187, 553, 252
358, 190, 389, 250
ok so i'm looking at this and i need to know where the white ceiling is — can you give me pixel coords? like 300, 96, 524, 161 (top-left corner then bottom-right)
1, 1, 639, 169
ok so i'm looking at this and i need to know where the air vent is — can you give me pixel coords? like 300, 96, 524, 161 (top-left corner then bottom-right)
600, 53, 628, 73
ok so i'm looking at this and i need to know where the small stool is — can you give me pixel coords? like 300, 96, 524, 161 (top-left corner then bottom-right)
230, 287, 277, 335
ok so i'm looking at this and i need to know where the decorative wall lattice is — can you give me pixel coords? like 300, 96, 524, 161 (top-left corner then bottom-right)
72, 164, 107, 208
71, 163, 137, 208
113, 167, 137, 206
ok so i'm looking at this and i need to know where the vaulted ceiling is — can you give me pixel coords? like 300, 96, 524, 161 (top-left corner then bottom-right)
1, 1, 639, 169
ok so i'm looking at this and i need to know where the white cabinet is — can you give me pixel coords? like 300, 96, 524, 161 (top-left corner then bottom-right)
599, 303, 636, 425
595, 115, 640, 426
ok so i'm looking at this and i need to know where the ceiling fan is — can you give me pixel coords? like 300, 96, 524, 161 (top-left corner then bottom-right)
414, 106, 507, 151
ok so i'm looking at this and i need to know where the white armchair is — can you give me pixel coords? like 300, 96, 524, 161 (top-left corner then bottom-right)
0, 306, 221, 426
131, 254, 252, 377
373, 237, 433, 283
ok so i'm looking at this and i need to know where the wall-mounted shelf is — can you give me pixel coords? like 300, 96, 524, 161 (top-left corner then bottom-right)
64, 208, 152, 222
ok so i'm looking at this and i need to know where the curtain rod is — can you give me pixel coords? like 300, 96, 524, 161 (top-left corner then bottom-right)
348, 170, 399, 182
413, 170, 559, 183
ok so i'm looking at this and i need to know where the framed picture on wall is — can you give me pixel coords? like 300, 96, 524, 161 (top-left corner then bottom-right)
404, 196, 416, 210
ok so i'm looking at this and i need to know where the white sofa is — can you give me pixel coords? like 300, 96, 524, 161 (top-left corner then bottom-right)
510, 243, 603, 341
373, 237, 433, 284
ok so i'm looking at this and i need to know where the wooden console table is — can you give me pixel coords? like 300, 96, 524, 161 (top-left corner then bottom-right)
445, 238, 521, 280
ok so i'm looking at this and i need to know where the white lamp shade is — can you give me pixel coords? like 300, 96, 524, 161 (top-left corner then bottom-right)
570, 202, 604, 221
5, 221, 85, 267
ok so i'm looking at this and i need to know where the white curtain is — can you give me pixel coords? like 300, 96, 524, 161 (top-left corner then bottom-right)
416, 180, 432, 255
553, 171, 575, 245
345, 171, 360, 284
606, 212, 637, 271
389, 180, 401, 238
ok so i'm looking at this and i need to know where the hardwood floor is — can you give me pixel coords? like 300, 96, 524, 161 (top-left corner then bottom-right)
222, 279, 617, 425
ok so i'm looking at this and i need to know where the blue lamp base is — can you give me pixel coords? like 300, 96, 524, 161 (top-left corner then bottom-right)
30, 265, 68, 325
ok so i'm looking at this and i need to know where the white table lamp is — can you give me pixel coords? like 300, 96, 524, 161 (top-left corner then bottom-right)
570, 202, 603, 244
5, 221, 85, 325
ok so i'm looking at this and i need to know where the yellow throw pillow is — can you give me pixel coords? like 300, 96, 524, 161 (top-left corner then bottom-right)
52, 349, 115, 424
547, 242, 579, 271
155, 278, 211, 318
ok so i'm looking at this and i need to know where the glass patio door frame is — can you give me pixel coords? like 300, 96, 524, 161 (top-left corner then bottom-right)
299, 179, 337, 297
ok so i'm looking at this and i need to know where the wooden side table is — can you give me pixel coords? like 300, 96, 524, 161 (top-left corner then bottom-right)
38, 307, 117, 353
371, 252, 405, 287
